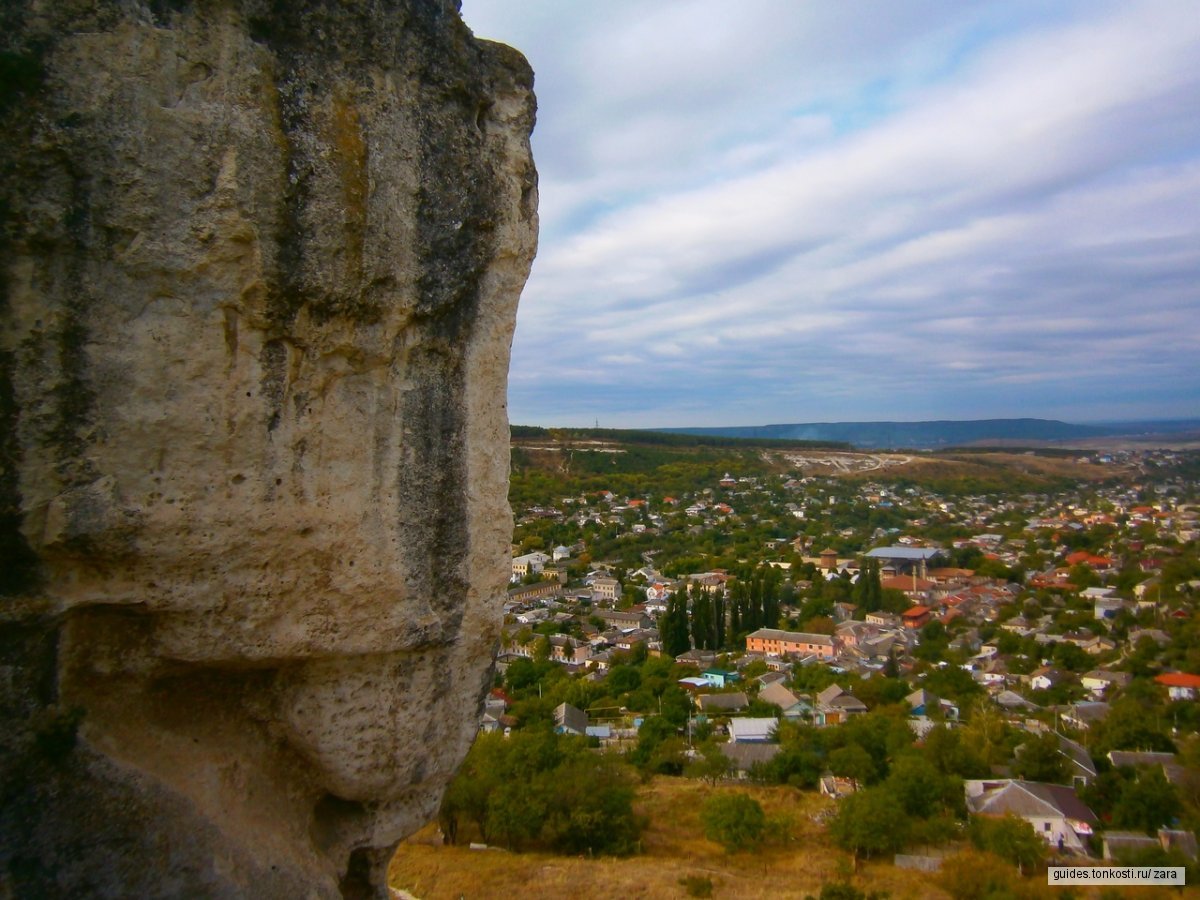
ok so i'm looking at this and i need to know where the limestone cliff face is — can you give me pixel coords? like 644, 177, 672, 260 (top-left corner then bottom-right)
0, 1, 536, 896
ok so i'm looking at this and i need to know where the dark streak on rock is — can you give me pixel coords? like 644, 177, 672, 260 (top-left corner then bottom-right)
0, 350, 40, 596
261, 338, 288, 433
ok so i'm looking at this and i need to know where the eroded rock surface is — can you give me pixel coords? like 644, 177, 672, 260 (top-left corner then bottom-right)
0, 1, 536, 896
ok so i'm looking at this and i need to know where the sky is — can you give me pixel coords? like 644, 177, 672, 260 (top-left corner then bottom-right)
459, 1, 1200, 429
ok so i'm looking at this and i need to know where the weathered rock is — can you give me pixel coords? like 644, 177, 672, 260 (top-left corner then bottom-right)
0, 1, 536, 896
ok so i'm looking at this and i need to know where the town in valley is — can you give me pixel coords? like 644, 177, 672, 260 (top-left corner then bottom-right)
395, 430, 1200, 898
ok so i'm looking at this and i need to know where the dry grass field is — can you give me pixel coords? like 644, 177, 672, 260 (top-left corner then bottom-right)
389, 778, 948, 900
389, 777, 1200, 899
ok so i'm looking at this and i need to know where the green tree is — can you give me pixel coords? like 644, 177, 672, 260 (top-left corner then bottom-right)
828, 744, 876, 789
961, 700, 1015, 768
1113, 767, 1182, 834
855, 560, 883, 613
540, 754, 640, 855
1011, 731, 1070, 784
1051, 641, 1091, 673
687, 739, 731, 785
486, 779, 547, 850
923, 725, 989, 779
729, 581, 744, 638
659, 685, 693, 728
702, 792, 766, 852
968, 814, 1046, 874
606, 664, 642, 696
827, 787, 910, 868
884, 754, 964, 819
1091, 693, 1176, 756
660, 591, 691, 657
691, 582, 714, 650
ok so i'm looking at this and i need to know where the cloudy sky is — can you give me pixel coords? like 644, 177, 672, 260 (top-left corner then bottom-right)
460, 1, 1200, 429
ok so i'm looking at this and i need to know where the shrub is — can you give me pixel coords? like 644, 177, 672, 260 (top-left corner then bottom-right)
938, 849, 1024, 900
702, 792, 766, 852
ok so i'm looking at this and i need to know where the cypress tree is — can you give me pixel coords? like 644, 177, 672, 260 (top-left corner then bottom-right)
762, 567, 780, 629
691, 582, 712, 650
729, 582, 742, 637
748, 575, 763, 632
661, 591, 691, 657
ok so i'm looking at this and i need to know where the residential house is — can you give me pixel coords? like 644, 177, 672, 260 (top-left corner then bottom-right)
728, 718, 778, 743
1104, 829, 1199, 862
966, 780, 1099, 852
865, 611, 901, 628
590, 575, 621, 604
1029, 666, 1067, 692
993, 689, 1037, 711
1081, 635, 1117, 655
756, 669, 788, 688
645, 581, 675, 604
615, 629, 655, 653
1060, 701, 1110, 732
758, 681, 810, 720
719, 742, 780, 777
835, 620, 879, 649
901, 605, 932, 629
1155, 672, 1200, 700
554, 702, 588, 737
1080, 669, 1132, 697
1065, 551, 1115, 573
1108, 750, 1187, 786
479, 689, 511, 735
906, 688, 958, 720
1091, 593, 1126, 621
1108, 750, 1177, 770
511, 551, 550, 581
675, 648, 718, 669
548, 634, 592, 665
1128, 628, 1171, 649
815, 684, 868, 726
702, 669, 740, 689
832, 602, 858, 622
514, 607, 549, 625
1001, 616, 1033, 637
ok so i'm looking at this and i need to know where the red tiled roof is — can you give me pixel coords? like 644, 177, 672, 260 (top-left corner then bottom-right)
1156, 673, 1200, 688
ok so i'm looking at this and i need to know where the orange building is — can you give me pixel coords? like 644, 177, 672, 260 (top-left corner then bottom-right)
745, 628, 836, 659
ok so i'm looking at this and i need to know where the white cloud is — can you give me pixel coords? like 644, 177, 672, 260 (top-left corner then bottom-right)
462, 0, 1200, 427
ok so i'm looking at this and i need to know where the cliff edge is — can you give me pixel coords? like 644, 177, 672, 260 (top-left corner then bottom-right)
0, 1, 536, 896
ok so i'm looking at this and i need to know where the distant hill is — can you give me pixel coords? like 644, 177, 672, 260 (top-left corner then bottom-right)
661, 418, 1200, 450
